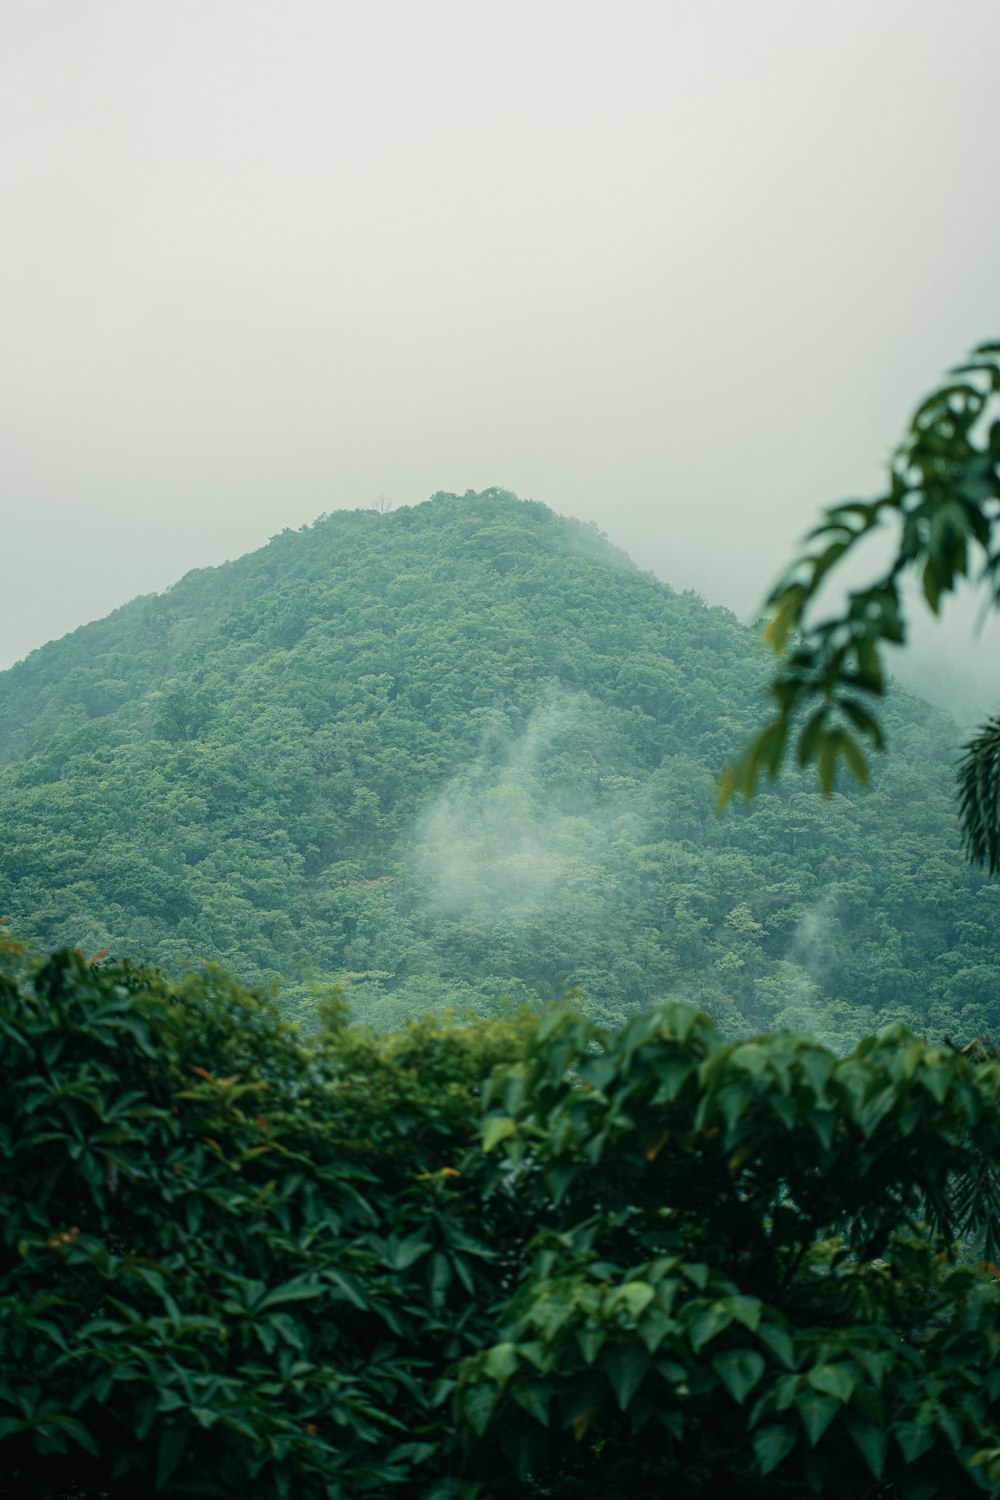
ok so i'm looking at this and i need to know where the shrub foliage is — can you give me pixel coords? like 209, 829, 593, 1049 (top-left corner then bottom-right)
3, 940, 1000, 1496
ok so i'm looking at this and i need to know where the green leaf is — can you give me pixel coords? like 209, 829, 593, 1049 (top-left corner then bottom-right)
463, 1383, 497, 1437
688, 1303, 734, 1353
712, 1348, 766, 1405
796, 1390, 839, 1445
510, 1381, 551, 1427
385, 1233, 431, 1270
848, 1420, 887, 1479
71, 1419, 101, 1459
429, 1250, 453, 1306
483, 1343, 519, 1386
837, 731, 869, 786
609, 1282, 655, 1319
726, 1296, 762, 1332
482, 1116, 518, 1153
895, 1419, 934, 1463
753, 1422, 798, 1475
755, 718, 789, 778
839, 696, 885, 748
681, 1262, 709, 1291
797, 707, 829, 768
257, 1276, 324, 1310
719, 1081, 753, 1134
323, 1269, 369, 1309
757, 1322, 795, 1370
807, 1363, 855, 1404
818, 733, 840, 795
156, 1424, 189, 1489
602, 1343, 649, 1410
764, 589, 805, 653
576, 1325, 604, 1365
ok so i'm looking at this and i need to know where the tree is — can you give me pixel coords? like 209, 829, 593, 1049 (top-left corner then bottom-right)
720, 341, 1000, 873
6, 937, 1000, 1494
458, 1002, 1000, 1497
0, 938, 532, 1498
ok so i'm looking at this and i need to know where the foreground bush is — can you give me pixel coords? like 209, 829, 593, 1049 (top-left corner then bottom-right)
0, 942, 529, 1497
461, 1006, 1000, 1497
2, 940, 1000, 1496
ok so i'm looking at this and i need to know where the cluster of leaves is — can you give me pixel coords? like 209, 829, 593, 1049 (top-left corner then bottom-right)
459, 1005, 1000, 1497
722, 341, 1000, 854
5, 939, 1000, 1496
0, 938, 530, 1497
1, 489, 995, 1044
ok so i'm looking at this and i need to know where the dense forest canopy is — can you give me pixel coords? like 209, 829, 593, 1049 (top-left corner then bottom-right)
1, 490, 996, 1046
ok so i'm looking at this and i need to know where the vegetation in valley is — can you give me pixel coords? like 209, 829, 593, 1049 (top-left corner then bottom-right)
0, 490, 996, 1048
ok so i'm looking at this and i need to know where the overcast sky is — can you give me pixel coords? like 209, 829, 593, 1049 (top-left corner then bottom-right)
3, 0, 999, 716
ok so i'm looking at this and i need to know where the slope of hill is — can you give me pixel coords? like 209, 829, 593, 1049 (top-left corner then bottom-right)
1, 489, 996, 1045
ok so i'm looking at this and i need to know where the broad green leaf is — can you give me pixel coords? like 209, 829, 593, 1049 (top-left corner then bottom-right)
576, 1326, 603, 1365
918, 1064, 950, 1104
257, 1276, 324, 1310
483, 1343, 519, 1385
818, 733, 840, 795
681, 1263, 709, 1291
837, 731, 869, 786
155, 1424, 188, 1489
764, 590, 805, 653
712, 1348, 766, 1405
688, 1303, 734, 1353
463, 1383, 497, 1437
838, 696, 885, 746
756, 1322, 795, 1370
602, 1343, 649, 1410
848, 1420, 887, 1479
807, 1363, 856, 1404
609, 1282, 655, 1319
726, 1295, 762, 1332
482, 1116, 518, 1154
895, 1419, 934, 1463
796, 1390, 839, 1446
636, 1306, 676, 1354
753, 1422, 798, 1475
385, 1233, 431, 1270
510, 1381, 551, 1427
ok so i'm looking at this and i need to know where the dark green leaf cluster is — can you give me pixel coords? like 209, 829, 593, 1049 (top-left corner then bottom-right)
5, 941, 1000, 1497
722, 342, 1000, 819
460, 1005, 1000, 1497
0, 939, 530, 1498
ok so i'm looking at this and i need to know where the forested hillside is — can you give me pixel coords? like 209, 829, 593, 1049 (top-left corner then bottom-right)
1, 490, 996, 1044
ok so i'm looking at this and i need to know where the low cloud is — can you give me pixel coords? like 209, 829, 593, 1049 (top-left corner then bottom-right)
412, 687, 612, 919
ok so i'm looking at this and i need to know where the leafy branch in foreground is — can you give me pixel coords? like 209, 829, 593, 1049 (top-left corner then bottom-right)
720, 341, 1000, 851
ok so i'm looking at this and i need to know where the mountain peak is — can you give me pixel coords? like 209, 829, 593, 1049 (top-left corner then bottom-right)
0, 491, 988, 1051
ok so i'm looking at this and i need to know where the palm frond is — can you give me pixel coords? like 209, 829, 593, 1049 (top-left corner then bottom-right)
957, 716, 1000, 874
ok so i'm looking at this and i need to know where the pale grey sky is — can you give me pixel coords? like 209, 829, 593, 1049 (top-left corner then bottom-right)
2, 0, 999, 716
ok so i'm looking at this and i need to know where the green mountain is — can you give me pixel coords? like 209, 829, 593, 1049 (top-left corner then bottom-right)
1, 489, 996, 1045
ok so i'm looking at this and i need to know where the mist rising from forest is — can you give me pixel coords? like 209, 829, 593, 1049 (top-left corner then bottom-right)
412, 687, 625, 922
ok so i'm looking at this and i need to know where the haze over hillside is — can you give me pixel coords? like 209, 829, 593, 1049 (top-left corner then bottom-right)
2, 491, 996, 1048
